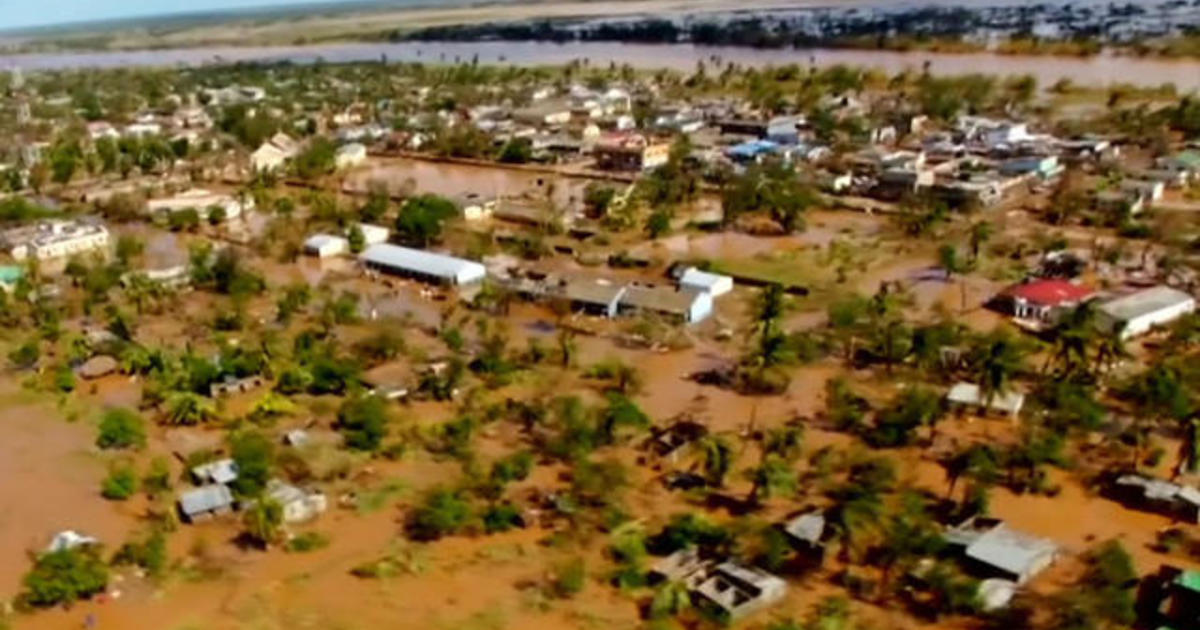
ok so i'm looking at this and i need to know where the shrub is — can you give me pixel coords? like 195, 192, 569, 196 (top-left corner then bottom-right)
96, 407, 147, 450
21, 547, 108, 607
337, 395, 389, 452
285, 531, 330, 553
407, 487, 473, 541
101, 463, 139, 500
551, 557, 586, 598
482, 503, 524, 534
112, 529, 167, 576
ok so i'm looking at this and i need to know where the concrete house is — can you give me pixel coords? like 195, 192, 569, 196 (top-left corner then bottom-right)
250, 133, 299, 172
996, 279, 1096, 325
191, 458, 239, 485
359, 243, 486, 286
1096, 286, 1196, 339
2, 220, 110, 261
693, 562, 788, 622
592, 132, 670, 171
305, 234, 350, 258
147, 188, 246, 222
678, 267, 733, 297
179, 484, 236, 523
265, 479, 328, 523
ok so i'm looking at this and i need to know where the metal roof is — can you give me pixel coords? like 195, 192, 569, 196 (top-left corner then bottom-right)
1098, 286, 1195, 323
965, 524, 1056, 580
359, 243, 486, 284
679, 267, 733, 292
946, 382, 1025, 415
179, 484, 234, 516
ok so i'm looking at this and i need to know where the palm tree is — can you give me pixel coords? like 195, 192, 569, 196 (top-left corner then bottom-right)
694, 434, 733, 487
970, 330, 1028, 411
938, 243, 971, 313
745, 455, 797, 507
968, 221, 994, 263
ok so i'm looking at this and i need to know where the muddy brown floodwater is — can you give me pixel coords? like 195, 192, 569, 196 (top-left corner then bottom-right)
4, 41, 1200, 89
345, 157, 592, 210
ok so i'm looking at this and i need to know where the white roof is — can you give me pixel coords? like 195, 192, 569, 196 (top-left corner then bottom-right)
679, 267, 733, 291
965, 524, 1056, 580
1098, 286, 1195, 323
359, 243, 486, 284
179, 484, 234, 516
946, 382, 1025, 415
305, 234, 348, 249
191, 458, 239, 484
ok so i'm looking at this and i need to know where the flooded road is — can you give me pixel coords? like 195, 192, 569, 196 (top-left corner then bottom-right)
3, 41, 1200, 89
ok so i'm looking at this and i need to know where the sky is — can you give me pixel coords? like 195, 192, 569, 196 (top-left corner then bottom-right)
2, 0, 346, 31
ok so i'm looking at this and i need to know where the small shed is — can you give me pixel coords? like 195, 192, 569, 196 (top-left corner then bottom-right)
305, 234, 349, 258
179, 484, 235, 522
191, 458, 239, 485
946, 382, 1024, 419
356, 223, 390, 246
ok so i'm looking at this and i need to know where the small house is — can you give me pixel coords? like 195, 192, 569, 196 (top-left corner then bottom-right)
782, 511, 828, 552
946, 382, 1025, 419
1111, 474, 1200, 523
191, 458, 239, 485
46, 530, 98, 552
265, 479, 328, 523
995, 279, 1095, 325
179, 484, 236, 523
678, 267, 733, 297
693, 561, 788, 622
356, 223, 390, 246
944, 516, 1056, 585
304, 234, 349, 258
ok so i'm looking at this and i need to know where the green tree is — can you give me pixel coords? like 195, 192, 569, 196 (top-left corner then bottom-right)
394, 194, 458, 247
230, 430, 274, 497
292, 137, 337, 180
695, 434, 734, 487
21, 547, 108, 607
242, 498, 284, 549
101, 463, 139, 500
338, 394, 389, 451
96, 407, 147, 450
347, 224, 366, 254
162, 391, 217, 425
408, 487, 473, 541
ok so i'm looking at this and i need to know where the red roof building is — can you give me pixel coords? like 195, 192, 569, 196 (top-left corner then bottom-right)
1002, 279, 1095, 323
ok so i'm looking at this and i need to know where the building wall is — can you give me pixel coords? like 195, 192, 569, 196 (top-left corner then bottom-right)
1122, 299, 1197, 338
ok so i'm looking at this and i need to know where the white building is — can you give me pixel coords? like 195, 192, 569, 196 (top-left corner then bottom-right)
1097, 286, 1196, 339
304, 234, 349, 258
359, 243, 486, 286
356, 223, 390, 246
266, 479, 327, 523
124, 122, 162, 138
250, 133, 299, 173
147, 188, 246, 221
2, 220, 110, 261
335, 143, 368, 169
678, 267, 734, 297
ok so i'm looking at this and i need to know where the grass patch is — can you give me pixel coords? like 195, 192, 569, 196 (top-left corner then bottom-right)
355, 478, 410, 515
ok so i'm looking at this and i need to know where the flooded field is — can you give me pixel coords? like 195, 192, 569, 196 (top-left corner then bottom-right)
4, 41, 1200, 89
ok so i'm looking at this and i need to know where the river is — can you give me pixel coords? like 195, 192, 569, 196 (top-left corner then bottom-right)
3, 40, 1200, 89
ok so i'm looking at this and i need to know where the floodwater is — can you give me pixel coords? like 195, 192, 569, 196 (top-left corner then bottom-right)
346, 157, 590, 209
3, 40, 1200, 89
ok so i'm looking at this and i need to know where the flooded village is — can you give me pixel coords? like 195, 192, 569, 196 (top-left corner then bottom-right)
2, 13, 1200, 630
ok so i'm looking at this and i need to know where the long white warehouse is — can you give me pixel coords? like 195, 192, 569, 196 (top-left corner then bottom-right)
359, 243, 486, 286
1097, 286, 1196, 339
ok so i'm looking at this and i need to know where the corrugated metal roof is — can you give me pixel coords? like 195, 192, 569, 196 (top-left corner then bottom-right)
179, 484, 234, 516
360, 243, 486, 284
965, 525, 1056, 579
